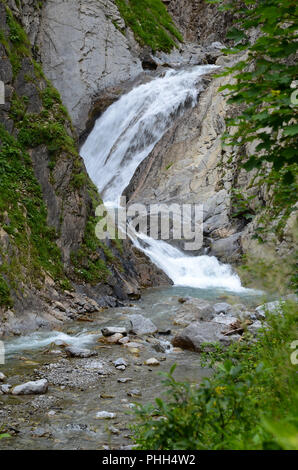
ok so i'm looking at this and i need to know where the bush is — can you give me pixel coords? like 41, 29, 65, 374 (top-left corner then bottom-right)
132, 301, 298, 449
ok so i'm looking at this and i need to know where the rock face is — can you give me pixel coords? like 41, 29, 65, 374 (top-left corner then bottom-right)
166, 0, 233, 44
37, 0, 142, 135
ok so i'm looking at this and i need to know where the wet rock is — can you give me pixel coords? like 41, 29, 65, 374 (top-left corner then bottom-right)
172, 321, 228, 352
174, 298, 214, 326
144, 358, 160, 366
255, 301, 284, 320
101, 327, 127, 337
64, 346, 97, 358
95, 411, 117, 419
127, 389, 142, 397
0, 384, 11, 394
126, 347, 140, 355
105, 333, 124, 344
100, 393, 115, 399
157, 329, 172, 335
12, 379, 48, 395
118, 336, 130, 345
31, 427, 51, 438
117, 378, 132, 384
212, 303, 232, 315
128, 314, 158, 335
123, 341, 144, 349
152, 341, 170, 353
113, 358, 128, 369
0, 372, 6, 382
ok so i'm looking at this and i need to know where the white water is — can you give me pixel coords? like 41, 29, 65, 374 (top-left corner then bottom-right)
81, 66, 245, 292
5, 330, 99, 358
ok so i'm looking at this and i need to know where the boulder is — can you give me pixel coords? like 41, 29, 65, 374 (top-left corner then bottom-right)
172, 321, 228, 352
64, 346, 97, 358
255, 301, 284, 319
12, 379, 48, 395
128, 314, 157, 335
174, 298, 214, 327
210, 232, 242, 261
212, 303, 232, 315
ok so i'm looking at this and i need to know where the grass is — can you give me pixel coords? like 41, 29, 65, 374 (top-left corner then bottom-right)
115, 0, 183, 52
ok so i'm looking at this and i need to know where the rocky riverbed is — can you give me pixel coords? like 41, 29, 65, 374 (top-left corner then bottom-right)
0, 286, 274, 450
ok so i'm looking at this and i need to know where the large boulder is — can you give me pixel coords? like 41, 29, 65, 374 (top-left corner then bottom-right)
173, 298, 214, 327
64, 346, 97, 358
172, 321, 234, 352
128, 314, 158, 335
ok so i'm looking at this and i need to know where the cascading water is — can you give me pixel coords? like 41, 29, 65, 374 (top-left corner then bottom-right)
81, 66, 244, 292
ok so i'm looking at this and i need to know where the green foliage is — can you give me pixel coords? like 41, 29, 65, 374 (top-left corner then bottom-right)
70, 216, 112, 285
0, 124, 66, 289
210, 0, 298, 221
132, 301, 298, 449
0, 275, 13, 307
238, 248, 298, 294
115, 0, 183, 52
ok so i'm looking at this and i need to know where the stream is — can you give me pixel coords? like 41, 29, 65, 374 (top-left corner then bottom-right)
0, 66, 267, 449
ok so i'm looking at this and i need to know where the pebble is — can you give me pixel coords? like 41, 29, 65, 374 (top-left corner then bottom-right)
144, 357, 160, 366
0, 384, 11, 394
105, 333, 124, 344
113, 358, 127, 368
100, 393, 115, 399
118, 336, 130, 345
95, 411, 117, 419
117, 377, 133, 383
127, 389, 142, 397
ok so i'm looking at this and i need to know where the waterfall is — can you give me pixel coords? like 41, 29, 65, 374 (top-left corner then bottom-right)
81, 66, 244, 292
